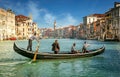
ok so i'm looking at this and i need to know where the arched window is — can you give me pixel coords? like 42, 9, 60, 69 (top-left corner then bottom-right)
2, 21, 5, 25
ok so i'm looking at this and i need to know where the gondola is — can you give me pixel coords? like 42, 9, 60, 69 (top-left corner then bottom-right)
13, 42, 105, 59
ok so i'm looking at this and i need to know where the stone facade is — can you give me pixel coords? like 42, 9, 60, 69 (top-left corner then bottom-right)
83, 14, 105, 39
104, 2, 120, 41
15, 15, 39, 39
0, 8, 15, 40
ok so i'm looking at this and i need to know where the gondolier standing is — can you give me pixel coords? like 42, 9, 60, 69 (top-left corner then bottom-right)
82, 41, 90, 53
27, 32, 39, 51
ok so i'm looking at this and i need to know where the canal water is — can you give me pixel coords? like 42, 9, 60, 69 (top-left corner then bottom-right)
0, 39, 120, 77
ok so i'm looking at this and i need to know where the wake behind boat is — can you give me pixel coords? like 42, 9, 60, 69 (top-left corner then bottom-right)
13, 42, 105, 59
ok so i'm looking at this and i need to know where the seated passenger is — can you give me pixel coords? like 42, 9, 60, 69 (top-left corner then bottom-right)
52, 40, 60, 54
71, 43, 78, 54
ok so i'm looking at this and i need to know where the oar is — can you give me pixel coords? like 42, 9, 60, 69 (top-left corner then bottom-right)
32, 43, 40, 62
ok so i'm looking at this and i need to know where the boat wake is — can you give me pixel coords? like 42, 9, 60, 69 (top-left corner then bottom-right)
0, 61, 27, 66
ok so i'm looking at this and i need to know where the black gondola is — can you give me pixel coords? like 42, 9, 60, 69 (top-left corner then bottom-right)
13, 42, 105, 59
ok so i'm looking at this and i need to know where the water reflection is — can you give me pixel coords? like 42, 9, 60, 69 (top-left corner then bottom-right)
13, 58, 94, 77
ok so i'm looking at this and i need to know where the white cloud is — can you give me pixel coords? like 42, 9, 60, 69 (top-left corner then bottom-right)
27, 1, 41, 21
27, 1, 79, 28
2, 0, 79, 28
44, 13, 56, 25
42, 12, 79, 28
57, 13, 78, 27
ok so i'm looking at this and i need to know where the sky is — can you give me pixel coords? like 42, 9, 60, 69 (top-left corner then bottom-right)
0, 0, 120, 28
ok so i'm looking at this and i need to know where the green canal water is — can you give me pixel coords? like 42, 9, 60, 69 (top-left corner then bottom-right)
0, 39, 120, 77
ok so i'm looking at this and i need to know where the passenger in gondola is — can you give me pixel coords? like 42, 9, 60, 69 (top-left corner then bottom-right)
27, 32, 39, 51
82, 41, 90, 53
52, 40, 60, 54
71, 43, 78, 54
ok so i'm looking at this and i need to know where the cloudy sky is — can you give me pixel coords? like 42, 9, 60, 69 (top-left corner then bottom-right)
0, 0, 119, 28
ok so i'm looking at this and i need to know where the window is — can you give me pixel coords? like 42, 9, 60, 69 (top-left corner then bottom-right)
93, 18, 95, 21
2, 21, 5, 25
89, 18, 91, 23
119, 8, 120, 16
23, 28, 24, 32
17, 18, 19, 21
11, 21, 13, 23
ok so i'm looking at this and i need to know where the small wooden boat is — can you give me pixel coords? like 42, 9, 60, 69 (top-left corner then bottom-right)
13, 42, 105, 59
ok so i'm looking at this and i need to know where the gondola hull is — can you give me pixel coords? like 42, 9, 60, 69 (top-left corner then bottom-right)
13, 42, 105, 59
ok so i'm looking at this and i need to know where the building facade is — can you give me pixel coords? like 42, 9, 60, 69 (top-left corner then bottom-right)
15, 15, 38, 39
0, 8, 15, 40
104, 2, 120, 41
83, 14, 105, 39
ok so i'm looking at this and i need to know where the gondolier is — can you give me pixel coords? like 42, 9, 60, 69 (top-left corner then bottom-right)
27, 32, 39, 51
82, 41, 90, 53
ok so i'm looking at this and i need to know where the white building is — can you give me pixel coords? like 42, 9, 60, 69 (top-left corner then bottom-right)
83, 14, 105, 39
15, 15, 39, 39
0, 8, 15, 40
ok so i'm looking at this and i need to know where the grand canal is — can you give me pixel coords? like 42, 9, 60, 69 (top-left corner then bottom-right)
0, 39, 120, 77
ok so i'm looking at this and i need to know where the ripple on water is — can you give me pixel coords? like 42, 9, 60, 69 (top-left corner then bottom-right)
0, 39, 120, 77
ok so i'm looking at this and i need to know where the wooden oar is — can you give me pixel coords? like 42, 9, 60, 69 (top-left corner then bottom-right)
32, 43, 40, 62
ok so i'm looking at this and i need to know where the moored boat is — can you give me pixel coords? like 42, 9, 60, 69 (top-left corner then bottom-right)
13, 42, 105, 59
